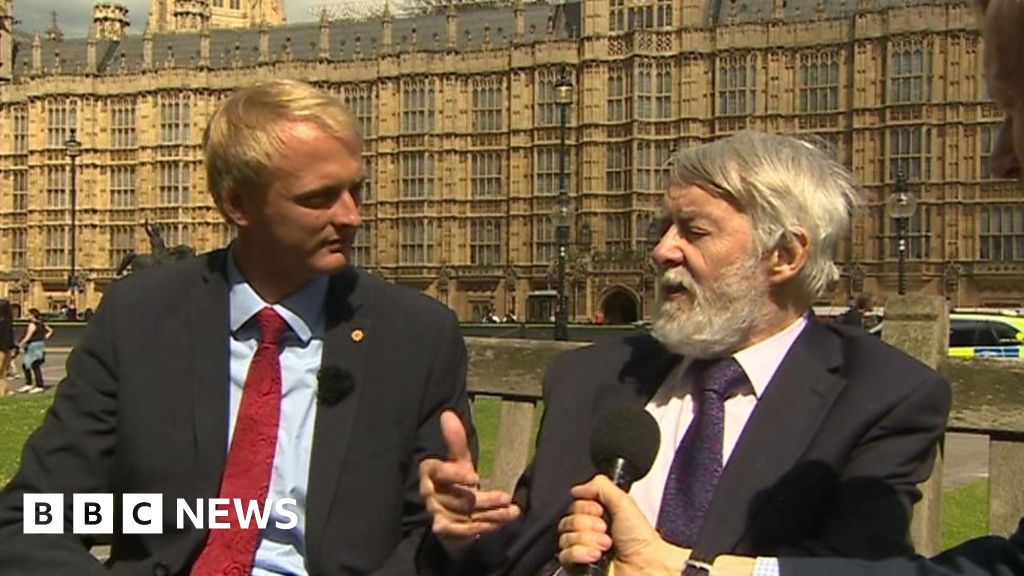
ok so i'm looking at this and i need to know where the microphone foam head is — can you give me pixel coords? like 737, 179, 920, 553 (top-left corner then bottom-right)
589, 405, 660, 480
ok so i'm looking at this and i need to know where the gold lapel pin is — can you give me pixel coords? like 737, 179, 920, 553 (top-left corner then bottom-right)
351, 329, 365, 343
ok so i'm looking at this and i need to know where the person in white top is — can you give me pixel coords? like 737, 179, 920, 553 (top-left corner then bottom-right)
418, 130, 951, 576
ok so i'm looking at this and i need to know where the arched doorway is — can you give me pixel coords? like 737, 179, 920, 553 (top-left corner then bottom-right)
601, 288, 639, 324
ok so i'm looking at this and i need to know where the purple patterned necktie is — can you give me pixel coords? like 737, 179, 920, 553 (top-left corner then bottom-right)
656, 356, 748, 547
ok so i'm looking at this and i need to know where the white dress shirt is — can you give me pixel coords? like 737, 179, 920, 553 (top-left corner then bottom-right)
629, 315, 809, 526
552, 318, 809, 576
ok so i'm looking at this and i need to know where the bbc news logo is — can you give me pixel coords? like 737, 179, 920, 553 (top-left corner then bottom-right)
23, 494, 299, 534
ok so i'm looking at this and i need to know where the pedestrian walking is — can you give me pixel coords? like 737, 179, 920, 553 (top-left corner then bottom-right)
15, 308, 53, 394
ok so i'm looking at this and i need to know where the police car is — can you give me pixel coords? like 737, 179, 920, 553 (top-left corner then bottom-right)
948, 311, 1024, 359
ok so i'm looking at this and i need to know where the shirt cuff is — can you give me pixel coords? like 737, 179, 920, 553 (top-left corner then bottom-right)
752, 557, 780, 576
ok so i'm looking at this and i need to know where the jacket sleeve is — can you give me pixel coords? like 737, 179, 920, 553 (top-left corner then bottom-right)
777, 370, 953, 559
377, 309, 475, 575
0, 285, 126, 575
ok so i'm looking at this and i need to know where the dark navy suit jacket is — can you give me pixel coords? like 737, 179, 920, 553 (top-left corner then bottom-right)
779, 520, 1024, 575
431, 319, 952, 576
0, 250, 472, 576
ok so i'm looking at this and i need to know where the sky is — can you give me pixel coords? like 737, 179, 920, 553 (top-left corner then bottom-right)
11, 0, 375, 37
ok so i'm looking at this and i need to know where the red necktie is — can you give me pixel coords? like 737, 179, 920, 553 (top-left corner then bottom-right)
192, 307, 289, 575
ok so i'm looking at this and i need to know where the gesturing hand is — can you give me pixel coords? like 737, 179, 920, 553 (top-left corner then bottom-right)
419, 410, 522, 554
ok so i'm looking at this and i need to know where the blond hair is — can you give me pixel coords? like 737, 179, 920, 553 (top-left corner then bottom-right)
668, 130, 863, 305
203, 79, 363, 217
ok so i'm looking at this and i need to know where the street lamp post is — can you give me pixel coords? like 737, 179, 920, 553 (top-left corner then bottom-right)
65, 128, 82, 319
553, 70, 574, 341
643, 219, 662, 320
886, 171, 918, 296
574, 222, 592, 320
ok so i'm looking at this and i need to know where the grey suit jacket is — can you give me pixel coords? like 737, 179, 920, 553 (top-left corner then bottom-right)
0, 250, 473, 576
438, 319, 951, 576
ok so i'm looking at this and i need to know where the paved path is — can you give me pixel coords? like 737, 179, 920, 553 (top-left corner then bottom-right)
943, 432, 989, 490
17, 349, 992, 491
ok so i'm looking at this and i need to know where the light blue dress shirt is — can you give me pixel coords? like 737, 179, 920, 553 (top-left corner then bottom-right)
227, 255, 326, 576
754, 557, 781, 576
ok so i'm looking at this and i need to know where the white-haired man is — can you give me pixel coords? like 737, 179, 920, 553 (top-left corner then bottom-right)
419, 129, 951, 576
556, 0, 1024, 574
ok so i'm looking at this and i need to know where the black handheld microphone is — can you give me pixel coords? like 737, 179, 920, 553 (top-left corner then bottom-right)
316, 365, 355, 406
579, 405, 660, 576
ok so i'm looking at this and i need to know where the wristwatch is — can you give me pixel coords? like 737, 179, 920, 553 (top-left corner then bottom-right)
682, 558, 713, 576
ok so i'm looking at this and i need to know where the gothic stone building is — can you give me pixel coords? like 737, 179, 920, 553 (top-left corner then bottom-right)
0, 0, 1020, 323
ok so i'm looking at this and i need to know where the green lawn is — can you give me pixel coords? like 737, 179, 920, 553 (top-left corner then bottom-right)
472, 396, 502, 476
0, 394, 53, 486
0, 393, 992, 549
942, 479, 989, 549
472, 396, 544, 478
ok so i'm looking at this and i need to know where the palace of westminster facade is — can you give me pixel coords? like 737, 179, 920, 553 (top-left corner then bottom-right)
0, 0, 1020, 323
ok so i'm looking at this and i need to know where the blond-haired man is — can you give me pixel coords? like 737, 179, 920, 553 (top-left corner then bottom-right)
0, 79, 473, 575
557, 0, 1024, 574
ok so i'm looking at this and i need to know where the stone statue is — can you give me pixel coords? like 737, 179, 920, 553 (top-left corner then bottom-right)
116, 219, 196, 276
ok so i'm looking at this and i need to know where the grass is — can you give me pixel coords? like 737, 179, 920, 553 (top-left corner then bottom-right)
0, 394, 53, 486
472, 396, 501, 476
471, 396, 543, 477
0, 393, 994, 550
942, 479, 989, 549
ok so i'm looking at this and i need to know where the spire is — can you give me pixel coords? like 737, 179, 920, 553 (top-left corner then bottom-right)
0, 0, 14, 33
143, 23, 153, 69
382, 1, 393, 53
199, 17, 210, 68
259, 20, 270, 63
32, 31, 42, 74
514, 0, 525, 43
0, 0, 12, 81
318, 8, 331, 61
45, 10, 64, 42
446, 4, 458, 50
86, 24, 97, 74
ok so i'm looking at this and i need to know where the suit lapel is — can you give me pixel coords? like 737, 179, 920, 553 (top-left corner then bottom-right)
515, 335, 678, 572
305, 268, 368, 564
694, 319, 848, 556
190, 250, 232, 496
596, 335, 679, 415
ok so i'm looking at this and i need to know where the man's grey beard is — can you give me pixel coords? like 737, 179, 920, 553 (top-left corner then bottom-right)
651, 252, 768, 359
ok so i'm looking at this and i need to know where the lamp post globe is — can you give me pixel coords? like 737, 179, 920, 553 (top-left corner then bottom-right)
885, 172, 918, 296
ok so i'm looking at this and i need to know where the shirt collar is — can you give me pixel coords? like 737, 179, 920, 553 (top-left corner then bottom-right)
659, 314, 809, 402
732, 314, 809, 398
226, 246, 328, 344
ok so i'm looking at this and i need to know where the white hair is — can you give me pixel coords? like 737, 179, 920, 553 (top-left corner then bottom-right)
668, 130, 864, 305
981, 0, 1024, 84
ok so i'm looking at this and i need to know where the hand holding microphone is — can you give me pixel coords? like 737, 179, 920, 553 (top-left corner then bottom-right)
557, 405, 689, 576
418, 410, 522, 555
558, 475, 690, 576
